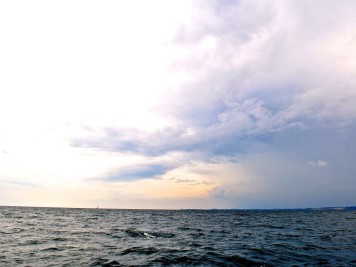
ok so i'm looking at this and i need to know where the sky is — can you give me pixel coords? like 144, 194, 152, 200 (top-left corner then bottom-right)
1, 0, 356, 209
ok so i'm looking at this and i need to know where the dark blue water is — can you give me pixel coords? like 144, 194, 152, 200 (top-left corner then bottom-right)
0, 206, 355, 266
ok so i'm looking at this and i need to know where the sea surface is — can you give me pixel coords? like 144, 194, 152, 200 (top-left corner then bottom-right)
0, 206, 355, 266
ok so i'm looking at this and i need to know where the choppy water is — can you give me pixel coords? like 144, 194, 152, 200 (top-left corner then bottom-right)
0, 207, 355, 266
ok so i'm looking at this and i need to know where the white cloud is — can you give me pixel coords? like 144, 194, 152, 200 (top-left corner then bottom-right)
309, 160, 328, 167
160, 0, 356, 133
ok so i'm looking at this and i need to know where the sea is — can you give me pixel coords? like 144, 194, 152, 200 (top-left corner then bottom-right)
0, 206, 355, 266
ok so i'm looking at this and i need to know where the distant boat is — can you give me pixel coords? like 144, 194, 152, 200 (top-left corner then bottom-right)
96, 206, 99, 209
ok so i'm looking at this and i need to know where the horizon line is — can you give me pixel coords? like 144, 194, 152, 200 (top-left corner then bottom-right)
1, 204, 355, 211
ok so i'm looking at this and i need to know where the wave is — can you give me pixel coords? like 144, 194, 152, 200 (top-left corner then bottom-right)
120, 246, 158, 255
91, 253, 269, 267
0, 228, 24, 234
90, 258, 121, 267
124, 228, 175, 239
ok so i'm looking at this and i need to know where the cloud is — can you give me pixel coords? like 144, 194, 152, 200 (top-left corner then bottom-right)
309, 160, 328, 167
0, 179, 39, 187
100, 164, 172, 182
166, 0, 356, 127
2, 0, 354, 208
218, 125, 356, 208
68, 3, 356, 213
209, 187, 227, 199
170, 177, 211, 185
71, 0, 356, 164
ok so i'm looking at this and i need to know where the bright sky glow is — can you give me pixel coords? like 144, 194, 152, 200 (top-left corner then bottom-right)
1, 0, 356, 209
